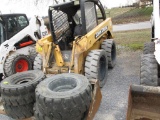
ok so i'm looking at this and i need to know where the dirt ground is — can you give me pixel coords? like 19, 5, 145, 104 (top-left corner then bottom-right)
94, 50, 141, 120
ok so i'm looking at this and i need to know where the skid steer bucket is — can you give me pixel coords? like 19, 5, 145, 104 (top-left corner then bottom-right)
127, 84, 160, 120
86, 79, 102, 120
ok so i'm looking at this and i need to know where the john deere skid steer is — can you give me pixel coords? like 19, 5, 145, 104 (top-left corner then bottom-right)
127, 0, 160, 119
32, 0, 116, 119
34, 0, 116, 87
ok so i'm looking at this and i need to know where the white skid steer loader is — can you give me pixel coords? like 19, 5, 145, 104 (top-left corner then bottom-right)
126, 0, 160, 119
0, 14, 48, 81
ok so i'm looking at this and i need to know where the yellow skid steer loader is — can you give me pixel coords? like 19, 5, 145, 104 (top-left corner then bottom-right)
33, 0, 116, 119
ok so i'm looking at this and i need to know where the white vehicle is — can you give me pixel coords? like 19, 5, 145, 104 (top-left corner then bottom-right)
127, 0, 160, 119
0, 14, 48, 80
141, 0, 160, 86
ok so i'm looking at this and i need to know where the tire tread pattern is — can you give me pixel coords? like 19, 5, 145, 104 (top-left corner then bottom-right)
143, 42, 155, 54
3, 103, 34, 119
1, 71, 45, 105
35, 74, 92, 120
101, 39, 116, 68
85, 50, 108, 87
36, 85, 92, 120
33, 54, 42, 70
140, 54, 158, 86
4, 53, 32, 77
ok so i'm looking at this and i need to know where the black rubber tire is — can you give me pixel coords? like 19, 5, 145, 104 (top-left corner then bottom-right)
4, 53, 32, 77
101, 39, 116, 68
158, 64, 160, 78
1, 70, 45, 105
143, 42, 155, 54
3, 102, 34, 119
33, 103, 84, 120
34, 54, 43, 70
152, 25, 154, 38
34, 110, 50, 120
35, 73, 92, 120
34, 103, 83, 120
85, 50, 108, 87
34, 103, 51, 120
0, 73, 3, 82
140, 54, 158, 86
30, 48, 37, 62
0, 73, 3, 95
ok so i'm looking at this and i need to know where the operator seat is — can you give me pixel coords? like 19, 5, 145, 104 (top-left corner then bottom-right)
73, 9, 83, 37
73, 24, 83, 37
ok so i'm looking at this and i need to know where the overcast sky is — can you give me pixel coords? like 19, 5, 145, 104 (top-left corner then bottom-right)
0, 0, 136, 17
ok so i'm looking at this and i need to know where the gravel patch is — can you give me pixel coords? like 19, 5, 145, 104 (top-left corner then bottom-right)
94, 50, 141, 120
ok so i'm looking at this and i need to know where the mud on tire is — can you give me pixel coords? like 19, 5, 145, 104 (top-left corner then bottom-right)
35, 73, 92, 120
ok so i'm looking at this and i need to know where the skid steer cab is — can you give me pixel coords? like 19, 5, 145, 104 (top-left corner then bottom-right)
0, 14, 48, 80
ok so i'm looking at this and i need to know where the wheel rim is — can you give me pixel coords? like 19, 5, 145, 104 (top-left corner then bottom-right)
99, 55, 106, 81
15, 59, 29, 72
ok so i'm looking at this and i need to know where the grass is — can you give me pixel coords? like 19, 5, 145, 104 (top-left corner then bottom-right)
107, 7, 153, 24
97, 7, 133, 20
105, 7, 134, 18
114, 29, 151, 51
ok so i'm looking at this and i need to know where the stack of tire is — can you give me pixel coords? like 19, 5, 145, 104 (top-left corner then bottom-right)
1, 70, 45, 119
34, 73, 92, 120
